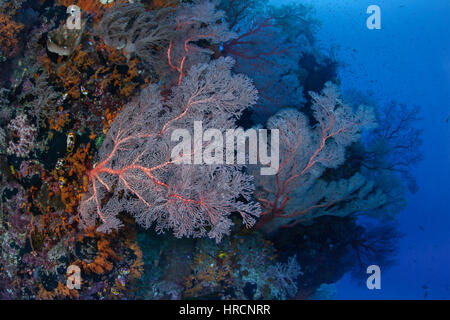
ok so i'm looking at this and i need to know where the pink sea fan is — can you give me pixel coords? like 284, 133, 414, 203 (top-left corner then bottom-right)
79, 57, 260, 242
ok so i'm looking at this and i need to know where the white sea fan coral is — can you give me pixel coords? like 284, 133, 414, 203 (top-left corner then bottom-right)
252, 82, 380, 233
79, 57, 260, 242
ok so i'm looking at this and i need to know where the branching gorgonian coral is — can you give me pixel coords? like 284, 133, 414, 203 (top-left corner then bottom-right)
97, 3, 174, 64
220, 0, 317, 121
98, 0, 236, 86
164, 0, 236, 86
252, 83, 382, 233
265, 255, 302, 299
79, 57, 260, 242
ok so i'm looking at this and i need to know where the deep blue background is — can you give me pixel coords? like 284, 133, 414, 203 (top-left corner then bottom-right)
271, 0, 450, 299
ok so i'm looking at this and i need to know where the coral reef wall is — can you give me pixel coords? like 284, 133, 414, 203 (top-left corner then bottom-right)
0, 0, 422, 300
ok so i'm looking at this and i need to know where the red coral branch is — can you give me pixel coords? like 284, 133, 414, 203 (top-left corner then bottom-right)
81, 83, 216, 229
223, 18, 288, 70
166, 30, 214, 85
255, 105, 363, 230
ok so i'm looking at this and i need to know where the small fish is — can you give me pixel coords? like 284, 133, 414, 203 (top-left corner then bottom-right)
55, 158, 65, 170
67, 132, 76, 153
95, 135, 105, 149
58, 176, 67, 188
117, 275, 126, 286
57, 93, 68, 105
119, 267, 130, 275
111, 287, 120, 295
80, 85, 88, 96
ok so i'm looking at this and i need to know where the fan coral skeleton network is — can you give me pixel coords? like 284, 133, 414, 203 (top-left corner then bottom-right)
79, 57, 261, 243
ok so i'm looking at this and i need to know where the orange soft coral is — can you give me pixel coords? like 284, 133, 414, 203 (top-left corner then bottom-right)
127, 241, 144, 279
0, 13, 23, 58
76, 237, 119, 275
37, 282, 80, 300
48, 112, 70, 132
59, 143, 92, 212
55, 47, 95, 99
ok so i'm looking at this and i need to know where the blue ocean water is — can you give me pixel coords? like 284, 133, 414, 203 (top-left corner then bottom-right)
273, 0, 450, 299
